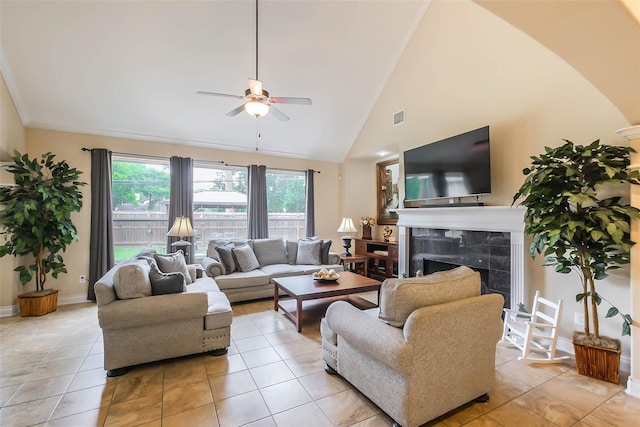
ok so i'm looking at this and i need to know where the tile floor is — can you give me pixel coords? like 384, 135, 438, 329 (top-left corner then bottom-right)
1, 298, 640, 427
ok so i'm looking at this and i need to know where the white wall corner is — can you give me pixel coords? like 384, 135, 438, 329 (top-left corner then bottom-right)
0, 304, 19, 317
626, 377, 640, 399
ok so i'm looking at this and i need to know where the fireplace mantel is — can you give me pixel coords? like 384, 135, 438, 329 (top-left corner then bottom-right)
393, 206, 527, 308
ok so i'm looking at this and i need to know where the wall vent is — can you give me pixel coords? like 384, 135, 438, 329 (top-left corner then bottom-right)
393, 110, 405, 126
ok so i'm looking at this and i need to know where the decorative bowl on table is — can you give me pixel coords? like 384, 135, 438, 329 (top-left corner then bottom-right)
312, 269, 340, 283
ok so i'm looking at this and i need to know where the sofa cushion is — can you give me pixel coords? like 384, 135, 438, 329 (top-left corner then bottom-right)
186, 277, 220, 293
260, 263, 307, 277
286, 240, 298, 264
233, 245, 261, 272
207, 239, 251, 260
296, 239, 321, 265
307, 237, 332, 264
205, 292, 233, 330
216, 242, 237, 274
253, 238, 289, 266
149, 263, 186, 295
112, 260, 152, 299
154, 251, 192, 285
215, 269, 270, 290
378, 266, 480, 327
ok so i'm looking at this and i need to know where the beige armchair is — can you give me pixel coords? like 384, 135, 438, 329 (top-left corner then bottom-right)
321, 266, 504, 427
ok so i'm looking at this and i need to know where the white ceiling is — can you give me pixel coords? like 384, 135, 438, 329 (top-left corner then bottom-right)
1, 0, 429, 162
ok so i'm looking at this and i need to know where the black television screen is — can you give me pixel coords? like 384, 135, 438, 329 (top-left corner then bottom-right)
404, 126, 491, 202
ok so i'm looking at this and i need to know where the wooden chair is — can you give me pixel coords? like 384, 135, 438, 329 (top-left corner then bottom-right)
500, 291, 570, 363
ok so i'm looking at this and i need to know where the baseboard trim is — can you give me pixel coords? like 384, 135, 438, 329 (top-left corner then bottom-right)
0, 304, 19, 317
626, 377, 640, 398
0, 294, 91, 318
557, 336, 631, 373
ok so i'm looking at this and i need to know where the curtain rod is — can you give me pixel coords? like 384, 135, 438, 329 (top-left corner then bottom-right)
81, 148, 320, 173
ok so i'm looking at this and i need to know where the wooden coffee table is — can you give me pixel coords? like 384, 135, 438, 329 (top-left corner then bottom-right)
273, 271, 382, 332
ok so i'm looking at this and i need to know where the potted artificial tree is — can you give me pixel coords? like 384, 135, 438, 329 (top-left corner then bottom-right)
513, 139, 640, 384
0, 151, 85, 316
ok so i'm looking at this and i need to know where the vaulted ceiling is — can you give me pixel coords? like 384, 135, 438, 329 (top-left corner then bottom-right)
1, 0, 430, 162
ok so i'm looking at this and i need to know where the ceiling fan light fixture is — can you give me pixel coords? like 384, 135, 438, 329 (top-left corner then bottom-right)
245, 101, 269, 118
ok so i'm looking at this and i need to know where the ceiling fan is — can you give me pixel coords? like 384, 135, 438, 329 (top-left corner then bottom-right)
197, 0, 312, 121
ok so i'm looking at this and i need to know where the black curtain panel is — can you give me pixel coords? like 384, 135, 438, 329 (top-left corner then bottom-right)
167, 156, 194, 263
88, 149, 115, 301
305, 169, 316, 237
247, 164, 268, 239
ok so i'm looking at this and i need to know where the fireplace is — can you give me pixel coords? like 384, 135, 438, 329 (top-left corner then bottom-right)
394, 206, 526, 309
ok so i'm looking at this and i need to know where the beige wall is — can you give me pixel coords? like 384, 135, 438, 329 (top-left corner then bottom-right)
0, 72, 27, 310
345, 0, 635, 356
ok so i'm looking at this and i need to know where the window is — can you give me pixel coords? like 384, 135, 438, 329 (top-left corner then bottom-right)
266, 169, 306, 241
111, 157, 170, 261
192, 164, 248, 258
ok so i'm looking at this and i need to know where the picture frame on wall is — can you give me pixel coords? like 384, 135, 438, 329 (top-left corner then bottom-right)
377, 158, 399, 225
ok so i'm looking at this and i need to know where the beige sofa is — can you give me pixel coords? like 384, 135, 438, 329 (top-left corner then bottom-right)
202, 237, 343, 302
321, 266, 504, 427
95, 255, 232, 376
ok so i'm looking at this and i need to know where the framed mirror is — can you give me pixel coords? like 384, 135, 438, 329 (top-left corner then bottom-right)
377, 158, 399, 225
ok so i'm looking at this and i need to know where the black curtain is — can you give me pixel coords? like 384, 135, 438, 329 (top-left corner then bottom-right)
247, 164, 268, 239
305, 169, 316, 237
88, 149, 114, 301
167, 156, 194, 263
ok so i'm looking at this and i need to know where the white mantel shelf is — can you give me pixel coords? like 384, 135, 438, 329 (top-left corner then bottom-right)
394, 206, 528, 308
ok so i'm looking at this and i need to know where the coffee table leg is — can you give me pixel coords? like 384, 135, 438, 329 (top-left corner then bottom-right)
296, 298, 302, 332
274, 283, 279, 311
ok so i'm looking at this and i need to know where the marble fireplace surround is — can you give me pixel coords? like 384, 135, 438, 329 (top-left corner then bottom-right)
394, 206, 526, 309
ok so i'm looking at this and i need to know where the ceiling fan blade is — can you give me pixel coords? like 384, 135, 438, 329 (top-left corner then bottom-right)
269, 96, 312, 105
249, 79, 263, 96
197, 91, 243, 99
269, 105, 290, 122
226, 104, 247, 117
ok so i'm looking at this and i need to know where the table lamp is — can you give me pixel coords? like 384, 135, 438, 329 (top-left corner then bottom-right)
167, 216, 195, 257
337, 217, 357, 256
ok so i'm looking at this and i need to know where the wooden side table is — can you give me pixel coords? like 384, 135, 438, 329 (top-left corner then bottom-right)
340, 255, 368, 277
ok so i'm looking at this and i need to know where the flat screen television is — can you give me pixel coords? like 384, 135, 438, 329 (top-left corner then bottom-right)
404, 126, 491, 202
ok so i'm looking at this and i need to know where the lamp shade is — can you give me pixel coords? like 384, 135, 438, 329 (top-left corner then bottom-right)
245, 101, 270, 118
337, 217, 357, 233
167, 216, 194, 238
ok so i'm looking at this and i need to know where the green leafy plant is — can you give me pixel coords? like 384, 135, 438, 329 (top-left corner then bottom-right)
0, 151, 86, 292
513, 140, 640, 338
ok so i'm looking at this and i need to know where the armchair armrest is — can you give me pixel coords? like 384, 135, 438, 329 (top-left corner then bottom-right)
325, 301, 412, 373
98, 292, 208, 330
327, 252, 340, 265
202, 256, 224, 277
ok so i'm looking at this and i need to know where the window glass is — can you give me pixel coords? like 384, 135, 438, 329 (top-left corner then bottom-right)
192, 164, 248, 257
111, 157, 170, 261
266, 169, 306, 241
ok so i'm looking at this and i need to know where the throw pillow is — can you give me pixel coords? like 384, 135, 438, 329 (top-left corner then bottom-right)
296, 239, 321, 265
149, 262, 186, 295
215, 242, 237, 274
252, 238, 288, 266
232, 245, 261, 272
304, 237, 332, 264
113, 260, 152, 299
285, 240, 298, 264
153, 250, 192, 285
378, 266, 480, 327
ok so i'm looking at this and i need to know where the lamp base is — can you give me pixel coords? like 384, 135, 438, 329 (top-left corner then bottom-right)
341, 236, 353, 257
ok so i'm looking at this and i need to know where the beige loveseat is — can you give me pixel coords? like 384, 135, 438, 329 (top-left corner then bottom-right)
321, 266, 504, 427
202, 237, 343, 302
95, 253, 232, 376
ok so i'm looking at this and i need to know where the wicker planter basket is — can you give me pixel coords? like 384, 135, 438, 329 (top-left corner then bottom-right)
573, 332, 621, 384
17, 289, 59, 317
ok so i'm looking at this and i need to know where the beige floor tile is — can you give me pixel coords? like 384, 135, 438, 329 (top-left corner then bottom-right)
27, 357, 84, 382
533, 377, 609, 412
0, 395, 60, 427
163, 379, 213, 417
283, 352, 326, 378
0, 352, 48, 371
49, 382, 113, 420
204, 353, 248, 378
163, 402, 219, 427
243, 416, 277, 427
255, 319, 291, 334
6, 374, 73, 406
571, 414, 616, 427
0, 366, 36, 387
42, 407, 108, 427
103, 395, 162, 427
298, 371, 350, 400
263, 329, 303, 347
250, 361, 295, 388
231, 324, 264, 340
111, 369, 163, 404
273, 339, 321, 360
43, 344, 92, 362
485, 400, 554, 427
349, 414, 393, 427
557, 370, 624, 399
316, 389, 377, 427
235, 335, 272, 352
209, 370, 257, 402
260, 378, 313, 414
0, 385, 19, 407
215, 390, 270, 427
590, 392, 640, 426
241, 347, 282, 369
88, 340, 104, 355
513, 386, 586, 426
163, 357, 208, 391
272, 402, 333, 427
66, 367, 108, 393
461, 416, 506, 427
